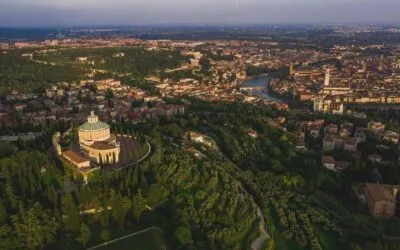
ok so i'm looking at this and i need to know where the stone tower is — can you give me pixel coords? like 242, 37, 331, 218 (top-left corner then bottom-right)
324, 68, 330, 86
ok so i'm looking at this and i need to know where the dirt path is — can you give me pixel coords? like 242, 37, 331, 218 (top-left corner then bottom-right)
218, 159, 270, 250
251, 206, 270, 250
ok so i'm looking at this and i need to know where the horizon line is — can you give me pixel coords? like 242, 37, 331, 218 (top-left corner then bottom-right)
1, 22, 400, 29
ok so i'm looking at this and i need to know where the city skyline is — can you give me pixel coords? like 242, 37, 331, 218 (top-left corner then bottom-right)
1, 0, 400, 27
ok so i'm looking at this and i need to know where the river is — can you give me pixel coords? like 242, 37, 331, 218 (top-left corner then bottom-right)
240, 75, 286, 103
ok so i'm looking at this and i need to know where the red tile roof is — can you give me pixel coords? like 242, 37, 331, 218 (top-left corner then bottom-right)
63, 150, 89, 164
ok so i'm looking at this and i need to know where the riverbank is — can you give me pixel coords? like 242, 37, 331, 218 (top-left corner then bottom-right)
240, 75, 287, 104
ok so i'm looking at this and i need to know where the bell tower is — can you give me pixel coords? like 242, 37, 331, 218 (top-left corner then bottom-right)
324, 68, 330, 86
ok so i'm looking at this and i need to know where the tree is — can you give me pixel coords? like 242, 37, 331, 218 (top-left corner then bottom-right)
11, 203, 59, 249
111, 193, 130, 228
76, 223, 91, 247
351, 244, 362, 250
99, 153, 103, 168
147, 184, 169, 209
0, 225, 18, 249
105, 88, 114, 99
53, 207, 62, 223
0, 141, 15, 158
0, 201, 6, 225
139, 171, 149, 191
62, 194, 80, 233
115, 196, 132, 228
5, 184, 18, 210
112, 152, 116, 166
199, 57, 211, 74
174, 226, 192, 245
46, 186, 58, 206
100, 229, 111, 242
100, 209, 110, 228
132, 190, 147, 221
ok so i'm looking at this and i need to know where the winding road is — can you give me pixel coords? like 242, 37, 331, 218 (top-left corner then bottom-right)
251, 206, 270, 250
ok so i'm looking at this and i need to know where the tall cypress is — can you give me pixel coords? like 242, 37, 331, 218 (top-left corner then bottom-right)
0, 200, 7, 225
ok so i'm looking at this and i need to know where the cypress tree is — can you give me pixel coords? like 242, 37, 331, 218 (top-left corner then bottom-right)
0, 200, 7, 225
46, 186, 58, 206
62, 194, 80, 233
112, 152, 116, 167
76, 223, 91, 247
99, 153, 103, 168
65, 201, 80, 233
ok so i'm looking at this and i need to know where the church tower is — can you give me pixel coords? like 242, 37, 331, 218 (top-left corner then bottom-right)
378, 55, 384, 71
289, 63, 294, 75
324, 68, 330, 86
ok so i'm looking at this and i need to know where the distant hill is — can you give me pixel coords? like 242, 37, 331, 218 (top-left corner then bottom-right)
0, 27, 58, 41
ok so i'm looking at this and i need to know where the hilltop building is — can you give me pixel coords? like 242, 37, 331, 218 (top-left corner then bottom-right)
78, 111, 120, 164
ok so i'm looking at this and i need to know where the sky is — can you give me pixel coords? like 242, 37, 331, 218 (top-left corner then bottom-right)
0, 0, 399, 27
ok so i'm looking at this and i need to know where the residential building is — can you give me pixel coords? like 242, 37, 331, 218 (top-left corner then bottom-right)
322, 156, 335, 171
339, 123, 353, 137
365, 183, 398, 218
354, 129, 367, 143
344, 137, 358, 152
325, 124, 338, 134
247, 129, 258, 138
323, 135, 336, 151
294, 132, 306, 151
368, 154, 382, 163
335, 161, 351, 171
383, 131, 400, 144
334, 136, 344, 150
368, 122, 385, 134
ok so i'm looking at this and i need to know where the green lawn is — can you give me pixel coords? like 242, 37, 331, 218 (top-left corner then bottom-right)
92, 228, 168, 250
47, 227, 168, 250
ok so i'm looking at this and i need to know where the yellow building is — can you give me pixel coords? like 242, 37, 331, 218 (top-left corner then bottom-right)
79, 111, 120, 164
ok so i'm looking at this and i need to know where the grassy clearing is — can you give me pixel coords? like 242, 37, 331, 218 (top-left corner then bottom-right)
90, 228, 167, 250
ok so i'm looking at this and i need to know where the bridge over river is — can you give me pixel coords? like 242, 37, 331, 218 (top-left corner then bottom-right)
240, 75, 286, 103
